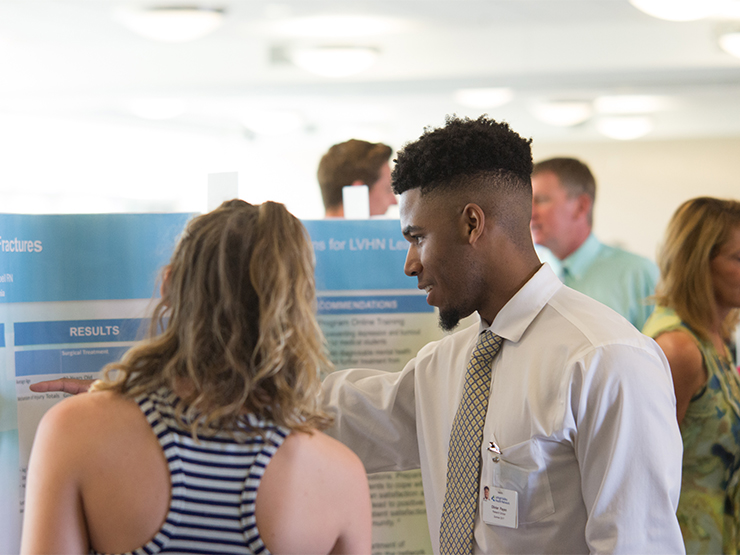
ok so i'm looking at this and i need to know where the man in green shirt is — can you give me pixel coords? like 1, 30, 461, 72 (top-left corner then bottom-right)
530, 157, 658, 329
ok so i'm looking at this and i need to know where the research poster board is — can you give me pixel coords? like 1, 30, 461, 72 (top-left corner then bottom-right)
306, 219, 446, 555
1, 214, 444, 554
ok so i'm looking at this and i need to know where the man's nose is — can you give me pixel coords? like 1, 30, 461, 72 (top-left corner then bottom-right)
404, 246, 421, 276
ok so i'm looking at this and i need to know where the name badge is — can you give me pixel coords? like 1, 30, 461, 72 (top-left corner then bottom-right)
481, 487, 518, 529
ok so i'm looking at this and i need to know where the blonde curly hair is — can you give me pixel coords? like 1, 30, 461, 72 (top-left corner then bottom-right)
93, 199, 333, 437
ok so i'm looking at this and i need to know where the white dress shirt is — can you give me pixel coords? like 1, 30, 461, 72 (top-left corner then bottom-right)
322, 264, 685, 554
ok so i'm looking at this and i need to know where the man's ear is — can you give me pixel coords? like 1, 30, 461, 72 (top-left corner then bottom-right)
461, 203, 486, 245
160, 265, 172, 304
575, 193, 592, 220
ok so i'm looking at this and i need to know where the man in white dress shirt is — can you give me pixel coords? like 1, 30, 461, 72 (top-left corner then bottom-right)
322, 116, 685, 554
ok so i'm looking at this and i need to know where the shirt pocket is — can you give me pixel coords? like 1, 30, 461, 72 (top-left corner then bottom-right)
488, 438, 555, 525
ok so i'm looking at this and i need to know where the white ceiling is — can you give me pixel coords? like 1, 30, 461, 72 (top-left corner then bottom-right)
2, 0, 740, 143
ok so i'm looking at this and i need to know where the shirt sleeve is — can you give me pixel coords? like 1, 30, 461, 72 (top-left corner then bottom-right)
572, 342, 685, 554
321, 360, 420, 474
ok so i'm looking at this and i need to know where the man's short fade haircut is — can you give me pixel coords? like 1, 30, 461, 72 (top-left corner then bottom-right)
391, 115, 533, 196
317, 139, 393, 211
532, 157, 596, 203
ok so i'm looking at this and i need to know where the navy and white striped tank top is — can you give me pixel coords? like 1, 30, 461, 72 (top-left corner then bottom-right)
93, 387, 289, 555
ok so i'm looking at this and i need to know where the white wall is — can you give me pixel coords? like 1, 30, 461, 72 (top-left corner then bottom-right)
0, 113, 330, 218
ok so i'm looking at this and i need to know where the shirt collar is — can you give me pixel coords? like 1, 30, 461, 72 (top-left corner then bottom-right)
561, 233, 602, 280
478, 263, 562, 344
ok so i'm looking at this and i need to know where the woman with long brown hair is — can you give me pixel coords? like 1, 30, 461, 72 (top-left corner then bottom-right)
21, 200, 371, 554
644, 196, 740, 553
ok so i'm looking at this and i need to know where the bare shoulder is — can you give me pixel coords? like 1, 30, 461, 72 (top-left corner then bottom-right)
257, 429, 371, 554
36, 390, 148, 464
283, 429, 363, 461
654, 330, 703, 371
27, 391, 138, 510
40, 389, 140, 434
278, 429, 367, 482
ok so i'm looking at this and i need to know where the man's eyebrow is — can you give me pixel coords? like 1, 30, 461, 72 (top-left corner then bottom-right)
402, 225, 422, 237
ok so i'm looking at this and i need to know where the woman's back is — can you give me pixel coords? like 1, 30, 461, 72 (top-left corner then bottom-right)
22, 387, 370, 554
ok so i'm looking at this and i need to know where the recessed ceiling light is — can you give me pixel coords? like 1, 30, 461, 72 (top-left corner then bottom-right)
719, 30, 740, 58
114, 6, 225, 43
453, 88, 514, 109
628, 0, 722, 21
290, 46, 379, 78
596, 116, 653, 140
530, 100, 593, 127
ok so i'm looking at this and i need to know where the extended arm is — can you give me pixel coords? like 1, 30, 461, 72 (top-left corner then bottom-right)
321, 362, 420, 473
29, 378, 94, 395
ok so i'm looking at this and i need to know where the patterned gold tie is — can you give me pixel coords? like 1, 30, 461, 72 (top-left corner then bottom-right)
439, 330, 503, 554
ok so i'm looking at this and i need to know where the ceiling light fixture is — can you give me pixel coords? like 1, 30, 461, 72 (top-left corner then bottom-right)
530, 100, 593, 127
453, 88, 514, 109
114, 6, 225, 43
596, 116, 653, 140
719, 29, 740, 58
628, 0, 722, 21
290, 46, 379, 78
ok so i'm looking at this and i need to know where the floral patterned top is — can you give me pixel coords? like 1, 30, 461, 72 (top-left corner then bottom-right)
644, 306, 740, 554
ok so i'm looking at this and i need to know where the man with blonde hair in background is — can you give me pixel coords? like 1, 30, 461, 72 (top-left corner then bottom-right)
530, 157, 658, 329
317, 139, 397, 218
